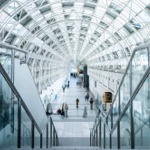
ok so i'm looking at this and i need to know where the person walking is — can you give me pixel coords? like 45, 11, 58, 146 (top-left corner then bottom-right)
76, 98, 79, 108
89, 97, 94, 110
83, 106, 87, 118
62, 86, 65, 93
64, 103, 69, 118
61, 103, 65, 116
85, 93, 89, 101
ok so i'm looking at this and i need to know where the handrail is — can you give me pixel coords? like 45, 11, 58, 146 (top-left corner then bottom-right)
0, 62, 59, 148
0, 62, 42, 133
107, 43, 150, 117
110, 65, 150, 134
90, 43, 150, 148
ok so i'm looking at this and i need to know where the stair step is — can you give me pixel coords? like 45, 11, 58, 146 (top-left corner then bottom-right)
1, 146, 100, 150
50, 146, 100, 150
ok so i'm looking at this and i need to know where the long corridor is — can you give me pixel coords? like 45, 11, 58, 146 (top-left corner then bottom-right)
51, 76, 97, 146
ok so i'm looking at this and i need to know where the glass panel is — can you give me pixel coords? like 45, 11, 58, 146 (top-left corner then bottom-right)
96, 123, 99, 146
0, 48, 12, 78
132, 48, 149, 91
0, 71, 18, 148
112, 94, 119, 126
34, 126, 40, 148
106, 113, 111, 130
105, 127, 110, 148
42, 127, 46, 148
101, 122, 104, 148
133, 73, 150, 149
111, 127, 117, 149
120, 108, 131, 149
21, 106, 31, 147
11, 97, 18, 147
120, 68, 130, 112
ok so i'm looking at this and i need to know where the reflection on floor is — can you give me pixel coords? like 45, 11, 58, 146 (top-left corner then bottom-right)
51, 77, 97, 146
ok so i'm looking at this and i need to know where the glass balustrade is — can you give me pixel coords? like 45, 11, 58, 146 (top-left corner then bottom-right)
91, 44, 150, 149
133, 74, 150, 149
105, 127, 110, 149
21, 106, 31, 147
120, 108, 131, 149
34, 126, 40, 148
0, 72, 18, 148
0, 48, 12, 78
111, 127, 117, 149
0, 63, 59, 149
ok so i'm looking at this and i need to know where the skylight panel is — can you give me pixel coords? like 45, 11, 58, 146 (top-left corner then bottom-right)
84, 3, 96, 10
39, 6, 51, 14
95, 7, 105, 18
119, 28, 129, 37
124, 24, 134, 34
0, 11, 9, 24
138, 11, 150, 23
20, 16, 32, 26
44, 13, 52, 19
114, 32, 122, 41
47, 18, 56, 25
129, 18, 142, 30
109, 2, 123, 14
94, 31, 101, 38
4, 1, 20, 14
62, 2, 74, 8
84, 9, 94, 15
13, 9, 27, 21
99, 21, 109, 29
85, 0, 98, 4
103, 14, 113, 24
82, 15, 92, 21
35, 0, 48, 7
30, 10, 40, 18
14, 25, 28, 36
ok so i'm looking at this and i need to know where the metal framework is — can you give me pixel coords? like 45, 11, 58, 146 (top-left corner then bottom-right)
0, 0, 150, 91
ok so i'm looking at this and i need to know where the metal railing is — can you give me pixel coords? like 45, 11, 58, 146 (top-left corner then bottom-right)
90, 43, 150, 149
0, 62, 59, 148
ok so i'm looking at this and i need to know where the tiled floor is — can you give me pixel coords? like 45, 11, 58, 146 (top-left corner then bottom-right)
51, 77, 97, 146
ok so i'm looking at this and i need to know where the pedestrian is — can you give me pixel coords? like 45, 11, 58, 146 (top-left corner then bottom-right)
76, 98, 79, 108
83, 106, 87, 118
57, 108, 61, 114
89, 98, 94, 110
68, 80, 70, 88
46, 103, 53, 115
64, 103, 69, 117
61, 103, 65, 116
85, 93, 89, 101
62, 86, 65, 93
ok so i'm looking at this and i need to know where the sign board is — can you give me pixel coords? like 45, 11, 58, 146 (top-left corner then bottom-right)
103, 92, 112, 103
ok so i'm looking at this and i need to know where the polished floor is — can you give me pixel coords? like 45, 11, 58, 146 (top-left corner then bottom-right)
51, 77, 97, 146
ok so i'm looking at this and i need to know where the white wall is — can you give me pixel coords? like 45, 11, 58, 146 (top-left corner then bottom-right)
89, 70, 123, 105
14, 60, 47, 132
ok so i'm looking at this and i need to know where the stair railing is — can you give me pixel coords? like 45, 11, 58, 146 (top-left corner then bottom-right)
0, 62, 59, 149
90, 43, 150, 149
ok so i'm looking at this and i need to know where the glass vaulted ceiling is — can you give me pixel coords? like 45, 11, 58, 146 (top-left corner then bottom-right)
1, 0, 150, 91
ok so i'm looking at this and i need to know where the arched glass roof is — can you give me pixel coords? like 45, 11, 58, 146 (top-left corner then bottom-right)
1, 0, 150, 91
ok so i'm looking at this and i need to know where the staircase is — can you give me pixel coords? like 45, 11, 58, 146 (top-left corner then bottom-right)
1, 147, 143, 149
